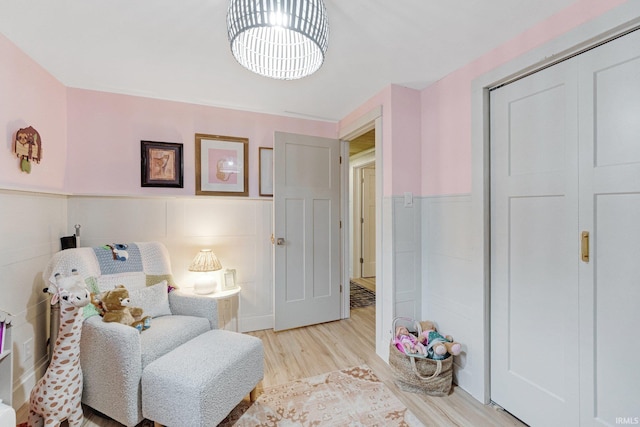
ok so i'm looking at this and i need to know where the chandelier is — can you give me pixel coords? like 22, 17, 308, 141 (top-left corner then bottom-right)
227, 0, 329, 80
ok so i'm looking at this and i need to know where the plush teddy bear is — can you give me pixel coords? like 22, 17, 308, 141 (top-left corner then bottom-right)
91, 285, 151, 331
418, 320, 462, 360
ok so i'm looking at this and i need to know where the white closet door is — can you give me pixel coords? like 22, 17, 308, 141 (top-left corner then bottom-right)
492, 29, 640, 427
490, 59, 581, 426
577, 30, 640, 426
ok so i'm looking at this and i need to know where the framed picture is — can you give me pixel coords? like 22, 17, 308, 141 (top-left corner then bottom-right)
141, 141, 184, 188
259, 147, 273, 197
195, 134, 248, 196
223, 269, 237, 290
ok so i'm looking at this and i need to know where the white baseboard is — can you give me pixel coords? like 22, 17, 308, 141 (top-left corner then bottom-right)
12, 355, 48, 410
240, 314, 273, 333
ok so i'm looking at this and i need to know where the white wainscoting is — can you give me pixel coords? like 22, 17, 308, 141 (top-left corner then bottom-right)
67, 196, 274, 333
378, 196, 423, 361
421, 194, 484, 400
0, 189, 69, 410
391, 196, 422, 321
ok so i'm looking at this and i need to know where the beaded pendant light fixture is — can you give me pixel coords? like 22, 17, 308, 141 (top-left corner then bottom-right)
227, 0, 329, 80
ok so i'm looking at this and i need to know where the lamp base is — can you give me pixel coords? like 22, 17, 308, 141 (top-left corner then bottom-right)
194, 276, 217, 295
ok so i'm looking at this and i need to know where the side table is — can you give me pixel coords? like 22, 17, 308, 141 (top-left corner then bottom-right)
179, 287, 241, 332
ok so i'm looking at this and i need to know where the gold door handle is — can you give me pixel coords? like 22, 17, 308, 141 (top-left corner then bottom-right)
581, 231, 589, 262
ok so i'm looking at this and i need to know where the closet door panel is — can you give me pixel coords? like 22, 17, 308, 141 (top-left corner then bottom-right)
491, 59, 580, 427
594, 55, 640, 167
595, 194, 640, 421
578, 29, 640, 426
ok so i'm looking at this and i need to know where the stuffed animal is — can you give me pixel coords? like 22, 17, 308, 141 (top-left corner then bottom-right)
394, 325, 426, 356
418, 320, 462, 360
29, 270, 90, 427
92, 285, 151, 331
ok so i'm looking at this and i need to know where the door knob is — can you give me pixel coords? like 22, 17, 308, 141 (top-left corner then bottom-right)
276, 237, 285, 246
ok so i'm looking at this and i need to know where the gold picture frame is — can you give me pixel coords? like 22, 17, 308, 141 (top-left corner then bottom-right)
195, 134, 248, 196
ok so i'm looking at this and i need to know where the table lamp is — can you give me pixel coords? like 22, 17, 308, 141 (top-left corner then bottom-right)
188, 249, 222, 294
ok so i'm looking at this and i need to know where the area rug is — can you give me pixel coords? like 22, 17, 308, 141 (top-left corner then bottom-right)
219, 365, 424, 426
350, 281, 375, 308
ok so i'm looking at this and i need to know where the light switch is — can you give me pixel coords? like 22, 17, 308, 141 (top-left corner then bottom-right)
404, 192, 413, 207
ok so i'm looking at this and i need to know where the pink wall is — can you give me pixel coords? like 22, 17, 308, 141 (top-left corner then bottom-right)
339, 84, 421, 197
389, 86, 421, 197
66, 89, 337, 196
420, 0, 628, 196
2, 0, 627, 198
0, 34, 67, 192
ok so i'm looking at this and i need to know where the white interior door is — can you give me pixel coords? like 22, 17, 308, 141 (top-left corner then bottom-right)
491, 29, 640, 427
273, 131, 341, 331
490, 59, 581, 427
577, 30, 640, 426
361, 165, 376, 278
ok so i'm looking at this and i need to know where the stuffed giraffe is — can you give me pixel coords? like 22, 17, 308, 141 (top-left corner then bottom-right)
28, 269, 90, 427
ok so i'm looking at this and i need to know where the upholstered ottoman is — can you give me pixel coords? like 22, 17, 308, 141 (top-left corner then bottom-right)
142, 329, 264, 427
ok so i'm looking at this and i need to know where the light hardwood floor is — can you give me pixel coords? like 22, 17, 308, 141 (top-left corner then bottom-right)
17, 306, 525, 426
351, 276, 375, 292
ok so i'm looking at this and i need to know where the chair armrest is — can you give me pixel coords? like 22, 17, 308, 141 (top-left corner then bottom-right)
80, 316, 143, 425
81, 316, 142, 372
169, 291, 218, 329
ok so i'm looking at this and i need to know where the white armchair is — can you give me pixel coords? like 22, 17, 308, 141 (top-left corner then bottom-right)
43, 242, 218, 427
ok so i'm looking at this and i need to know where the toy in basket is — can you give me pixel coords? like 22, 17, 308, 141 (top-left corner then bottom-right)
417, 320, 462, 360
389, 317, 454, 396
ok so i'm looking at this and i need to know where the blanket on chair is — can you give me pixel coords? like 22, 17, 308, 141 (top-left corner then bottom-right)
43, 241, 176, 318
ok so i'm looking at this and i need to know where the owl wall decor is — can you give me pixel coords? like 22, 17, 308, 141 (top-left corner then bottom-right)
13, 126, 42, 173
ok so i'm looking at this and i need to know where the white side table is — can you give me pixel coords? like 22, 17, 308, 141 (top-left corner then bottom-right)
179, 287, 241, 332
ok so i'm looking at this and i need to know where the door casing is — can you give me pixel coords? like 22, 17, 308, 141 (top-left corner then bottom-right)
339, 107, 389, 359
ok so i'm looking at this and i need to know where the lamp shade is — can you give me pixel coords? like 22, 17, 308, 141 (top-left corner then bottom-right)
188, 249, 222, 272
227, 0, 329, 80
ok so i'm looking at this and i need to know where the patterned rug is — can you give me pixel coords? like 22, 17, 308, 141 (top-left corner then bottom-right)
219, 365, 424, 426
350, 281, 376, 308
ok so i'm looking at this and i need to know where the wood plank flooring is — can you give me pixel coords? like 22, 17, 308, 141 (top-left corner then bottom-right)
17, 306, 525, 426
351, 276, 375, 292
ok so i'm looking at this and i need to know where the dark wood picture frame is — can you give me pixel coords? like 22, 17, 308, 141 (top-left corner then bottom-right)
195, 133, 249, 196
141, 141, 184, 188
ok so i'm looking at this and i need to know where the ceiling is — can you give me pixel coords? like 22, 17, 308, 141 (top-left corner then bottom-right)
350, 130, 375, 157
0, 0, 577, 122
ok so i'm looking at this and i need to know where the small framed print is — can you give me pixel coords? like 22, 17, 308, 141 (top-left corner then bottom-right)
141, 141, 184, 188
195, 134, 248, 196
259, 147, 273, 197
223, 269, 237, 290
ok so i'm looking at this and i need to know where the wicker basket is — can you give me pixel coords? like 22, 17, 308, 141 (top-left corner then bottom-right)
389, 317, 453, 396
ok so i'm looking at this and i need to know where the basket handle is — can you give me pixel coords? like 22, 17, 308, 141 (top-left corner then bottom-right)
392, 316, 417, 334
409, 357, 443, 380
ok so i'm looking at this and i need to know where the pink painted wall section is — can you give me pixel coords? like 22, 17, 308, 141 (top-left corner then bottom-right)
420, 0, 628, 196
0, 33, 67, 191
420, 72, 472, 195
339, 85, 421, 197
66, 89, 337, 196
340, 86, 393, 195
389, 86, 421, 196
